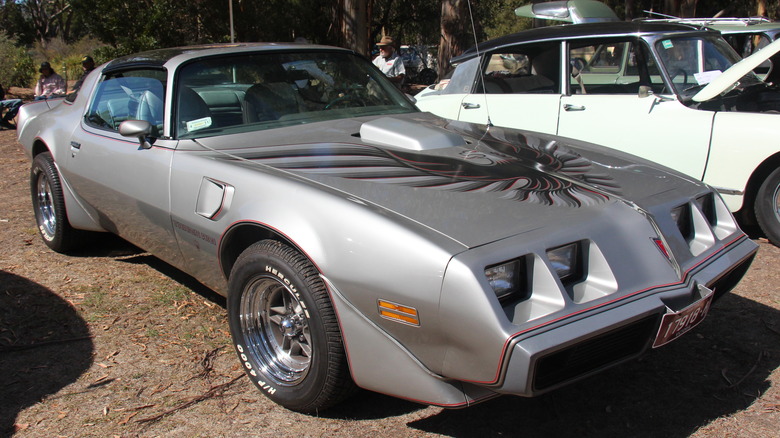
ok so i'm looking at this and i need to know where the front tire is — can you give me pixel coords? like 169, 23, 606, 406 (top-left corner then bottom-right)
755, 167, 780, 246
30, 152, 80, 253
227, 240, 354, 412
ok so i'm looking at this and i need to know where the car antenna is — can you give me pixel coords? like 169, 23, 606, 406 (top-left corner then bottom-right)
466, 0, 494, 132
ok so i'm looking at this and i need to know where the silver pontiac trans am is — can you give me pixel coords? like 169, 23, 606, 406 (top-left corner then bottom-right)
17, 43, 757, 412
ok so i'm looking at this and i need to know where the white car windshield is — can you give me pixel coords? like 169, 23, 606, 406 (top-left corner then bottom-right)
655, 36, 762, 97
175, 51, 416, 139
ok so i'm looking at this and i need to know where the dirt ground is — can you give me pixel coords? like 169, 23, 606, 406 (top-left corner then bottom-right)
1, 122, 779, 437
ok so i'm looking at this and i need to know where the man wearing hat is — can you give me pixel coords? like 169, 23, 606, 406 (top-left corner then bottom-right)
373, 35, 405, 87
34, 62, 66, 100
72, 55, 96, 93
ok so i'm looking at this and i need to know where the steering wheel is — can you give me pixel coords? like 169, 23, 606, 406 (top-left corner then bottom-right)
324, 94, 366, 110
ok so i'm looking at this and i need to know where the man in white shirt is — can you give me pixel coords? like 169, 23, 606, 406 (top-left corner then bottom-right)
372, 36, 405, 88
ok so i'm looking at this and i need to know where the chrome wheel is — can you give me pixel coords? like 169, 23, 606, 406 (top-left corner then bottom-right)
240, 275, 312, 385
228, 240, 354, 411
35, 171, 57, 238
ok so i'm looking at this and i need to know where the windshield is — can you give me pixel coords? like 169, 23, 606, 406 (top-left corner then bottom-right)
175, 51, 416, 139
655, 36, 762, 97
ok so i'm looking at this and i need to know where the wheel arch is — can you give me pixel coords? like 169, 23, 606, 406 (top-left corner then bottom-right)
31, 138, 51, 158
738, 151, 780, 225
219, 221, 310, 282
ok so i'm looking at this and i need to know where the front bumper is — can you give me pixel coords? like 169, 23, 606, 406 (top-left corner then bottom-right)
495, 236, 756, 396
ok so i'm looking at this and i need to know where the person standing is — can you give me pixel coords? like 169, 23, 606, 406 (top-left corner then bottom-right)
0, 83, 23, 129
372, 36, 405, 87
34, 62, 66, 100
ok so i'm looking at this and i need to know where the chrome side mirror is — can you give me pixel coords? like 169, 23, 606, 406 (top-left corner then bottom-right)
119, 120, 153, 149
638, 85, 653, 98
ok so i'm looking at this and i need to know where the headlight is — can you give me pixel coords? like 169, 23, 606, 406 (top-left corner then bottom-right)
671, 204, 692, 239
485, 259, 523, 301
694, 194, 716, 226
546, 242, 581, 283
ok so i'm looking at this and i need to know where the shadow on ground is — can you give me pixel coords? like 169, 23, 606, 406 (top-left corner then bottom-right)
0, 271, 94, 436
404, 292, 780, 437
67, 234, 226, 307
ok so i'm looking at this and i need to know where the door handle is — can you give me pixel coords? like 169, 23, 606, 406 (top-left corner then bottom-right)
461, 102, 481, 109
70, 141, 81, 149
563, 104, 586, 111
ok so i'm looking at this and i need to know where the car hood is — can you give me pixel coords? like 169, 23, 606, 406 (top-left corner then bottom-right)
693, 37, 780, 102
195, 113, 706, 248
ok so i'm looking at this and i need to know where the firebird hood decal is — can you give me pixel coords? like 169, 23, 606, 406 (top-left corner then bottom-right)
230, 128, 621, 208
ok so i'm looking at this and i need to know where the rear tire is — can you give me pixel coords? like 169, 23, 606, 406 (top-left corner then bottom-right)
30, 152, 80, 253
227, 240, 355, 412
754, 167, 780, 246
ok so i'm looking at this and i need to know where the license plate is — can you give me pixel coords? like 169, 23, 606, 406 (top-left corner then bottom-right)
652, 285, 714, 348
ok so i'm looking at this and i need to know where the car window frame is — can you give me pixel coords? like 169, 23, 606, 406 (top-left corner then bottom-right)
467, 41, 562, 96
83, 66, 168, 137
564, 37, 666, 96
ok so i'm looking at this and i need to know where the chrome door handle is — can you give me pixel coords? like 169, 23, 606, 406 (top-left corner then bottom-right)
563, 104, 586, 111
461, 102, 481, 109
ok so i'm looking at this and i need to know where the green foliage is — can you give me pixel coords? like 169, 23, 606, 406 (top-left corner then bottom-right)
3, 0, 779, 87
29, 36, 105, 88
483, 0, 533, 40
0, 32, 35, 88
91, 35, 160, 63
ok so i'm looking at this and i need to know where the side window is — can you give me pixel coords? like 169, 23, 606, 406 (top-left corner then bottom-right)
569, 40, 664, 95
476, 44, 559, 94
85, 69, 166, 136
442, 57, 481, 95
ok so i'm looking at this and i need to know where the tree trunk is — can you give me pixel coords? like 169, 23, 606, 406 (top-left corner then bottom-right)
624, 0, 635, 21
438, 0, 471, 78
336, 0, 371, 57
757, 0, 767, 17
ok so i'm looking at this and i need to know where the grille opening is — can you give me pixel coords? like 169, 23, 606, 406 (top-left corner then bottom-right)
533, 315, 659, 391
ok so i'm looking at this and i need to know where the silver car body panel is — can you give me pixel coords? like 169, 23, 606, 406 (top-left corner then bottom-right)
16, 43, 757, 407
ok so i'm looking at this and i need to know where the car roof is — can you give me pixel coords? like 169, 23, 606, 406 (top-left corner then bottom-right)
633, 17, 780, 37
104, 43, 354, 72
454, 21, 714, 63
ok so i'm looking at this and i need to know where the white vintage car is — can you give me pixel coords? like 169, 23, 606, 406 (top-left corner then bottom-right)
416, 21, 780, 246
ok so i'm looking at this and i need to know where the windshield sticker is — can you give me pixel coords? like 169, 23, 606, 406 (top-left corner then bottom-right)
694, 70, 722, 85
662, 40, 674, 50
187, 117, 212, 132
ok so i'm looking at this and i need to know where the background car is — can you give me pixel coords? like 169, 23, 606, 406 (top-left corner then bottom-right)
416, 21, 780, 247
17, 42, 757, 412
635, 16, 780, 82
